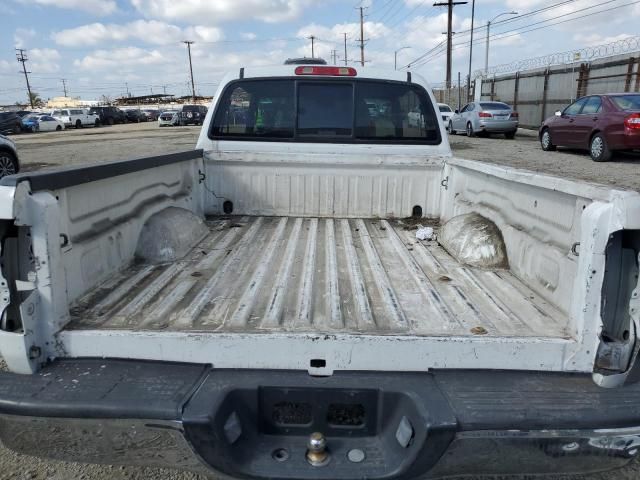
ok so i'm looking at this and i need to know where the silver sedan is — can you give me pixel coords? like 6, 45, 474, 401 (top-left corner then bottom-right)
448, 101, 519, 138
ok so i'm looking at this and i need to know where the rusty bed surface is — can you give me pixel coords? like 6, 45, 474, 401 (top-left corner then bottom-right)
68, 216, 569, 338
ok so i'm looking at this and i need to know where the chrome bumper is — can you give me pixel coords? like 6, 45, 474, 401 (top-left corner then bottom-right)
1, 360, 640, 479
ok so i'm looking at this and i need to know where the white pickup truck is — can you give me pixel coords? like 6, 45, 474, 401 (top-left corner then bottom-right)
51, 108, 100, 128
1, 64, 640, 479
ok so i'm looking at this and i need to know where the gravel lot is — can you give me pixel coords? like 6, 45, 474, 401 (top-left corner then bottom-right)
1, 123, 640, 479
448, 129, 640, 191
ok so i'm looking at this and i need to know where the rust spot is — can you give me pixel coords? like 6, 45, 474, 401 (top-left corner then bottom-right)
471, 326, 488, 335
439, 275, 452, 282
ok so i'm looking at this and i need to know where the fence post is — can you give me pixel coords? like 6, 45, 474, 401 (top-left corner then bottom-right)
513, 71, 520, 111
635, 59, 640, 92
576, 63, 590, 98
540, 68, 550, 125
490, 78, 495, 101
625, 57, 636, 92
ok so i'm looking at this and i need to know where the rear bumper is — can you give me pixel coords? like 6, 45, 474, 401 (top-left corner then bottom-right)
609, 130, 640, 150
1, 360, 640, 479
478, 120, 518, 132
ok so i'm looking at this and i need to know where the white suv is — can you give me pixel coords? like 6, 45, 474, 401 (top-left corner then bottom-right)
51, 108, 100, 128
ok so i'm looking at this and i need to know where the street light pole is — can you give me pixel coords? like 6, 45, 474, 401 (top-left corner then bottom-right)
394, 46, 410, 70
484, 11, 517, 75
466, 0, 475, 101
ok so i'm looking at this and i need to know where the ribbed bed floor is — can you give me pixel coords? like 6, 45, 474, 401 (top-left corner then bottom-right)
68, 216, 569, 338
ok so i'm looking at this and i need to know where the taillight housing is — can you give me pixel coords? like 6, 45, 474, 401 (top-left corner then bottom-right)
478, 112, 492, 118
624, 113, 640, 129
294, 66, 357, 76
510, 111, 519, 118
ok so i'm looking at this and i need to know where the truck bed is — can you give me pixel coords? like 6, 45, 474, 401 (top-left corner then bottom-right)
69, 216, 569, 339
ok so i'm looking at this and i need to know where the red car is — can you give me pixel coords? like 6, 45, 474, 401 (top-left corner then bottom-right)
539, 93, 640, 162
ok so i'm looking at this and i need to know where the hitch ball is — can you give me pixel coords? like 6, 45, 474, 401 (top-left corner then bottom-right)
306, 432, 330, 467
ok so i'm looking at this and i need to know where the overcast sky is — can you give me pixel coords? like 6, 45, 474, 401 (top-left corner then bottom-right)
1, 0, 639, 104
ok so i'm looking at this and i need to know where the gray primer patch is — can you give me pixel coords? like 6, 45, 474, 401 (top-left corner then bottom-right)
438, 212, 509, 269
135, 207, 208, 264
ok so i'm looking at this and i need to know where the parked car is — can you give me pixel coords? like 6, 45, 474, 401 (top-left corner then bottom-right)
15, 110, 34, 118
51, 108, 100, 128
438, 103, 454, 124
178, 105, 208, 125
142, 109, 160, 121
124, 109, 147, 123
158, 109, 180, 126
0, 112, 23, 134
88, 106, 126, 125
448, 101, 519, 138
37, 114, 66, 132
0, 133, 19, 178
21, 113, 42, 132
540, 93, 640, 162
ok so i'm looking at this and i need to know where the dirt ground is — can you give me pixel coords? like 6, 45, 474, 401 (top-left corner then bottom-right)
1, 124, 640, 479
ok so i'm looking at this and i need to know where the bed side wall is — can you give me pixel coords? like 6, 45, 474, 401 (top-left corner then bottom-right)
441, 159, 587, 319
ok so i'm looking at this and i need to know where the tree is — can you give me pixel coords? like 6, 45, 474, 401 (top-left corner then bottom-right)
29, 91, 44, 107
100, 95, 113, 105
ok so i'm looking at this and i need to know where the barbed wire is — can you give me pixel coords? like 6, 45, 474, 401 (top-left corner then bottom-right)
473, 36, 640, 78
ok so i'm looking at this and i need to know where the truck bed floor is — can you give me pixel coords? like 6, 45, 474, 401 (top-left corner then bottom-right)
68, 217, 569, 338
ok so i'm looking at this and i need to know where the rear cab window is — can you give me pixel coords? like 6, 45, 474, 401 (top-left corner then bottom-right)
210, 78, 441, 144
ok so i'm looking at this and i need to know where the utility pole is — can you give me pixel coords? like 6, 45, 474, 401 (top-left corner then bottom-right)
457, 71, 461, 111
433, 0, 467, 89
359, 6, 366, 66
467, 0, 475, 101
15, 48, 34, 108
61, 78, 68, 97
183, 40, 196, 102
125, 82, 129, 97
343, 33, 348, 66
307, 35, 316, 58
331, 50, 337, 64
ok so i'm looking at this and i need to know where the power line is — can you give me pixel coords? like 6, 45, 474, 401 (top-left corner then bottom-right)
406, 0, 590, 66
411, 0, 640, 70
377, 0, 410, 24
387, 1, 435, 30
404, 40, 446, 68
406, 0, 637, 69
368, 0, 396, 21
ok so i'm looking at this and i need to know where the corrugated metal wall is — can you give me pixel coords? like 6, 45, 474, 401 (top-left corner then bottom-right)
478, 52, 640, 129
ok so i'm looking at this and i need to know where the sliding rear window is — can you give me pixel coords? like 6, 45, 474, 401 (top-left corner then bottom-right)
210, 78, 440, 144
